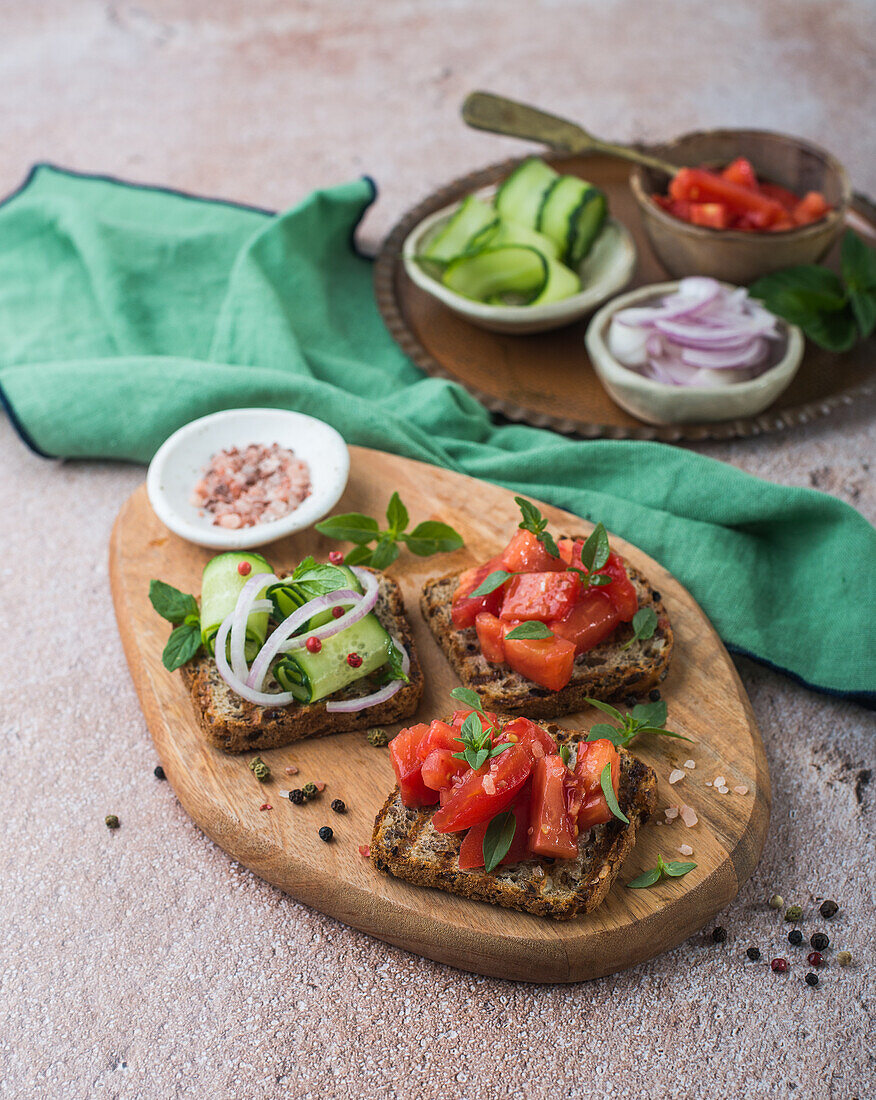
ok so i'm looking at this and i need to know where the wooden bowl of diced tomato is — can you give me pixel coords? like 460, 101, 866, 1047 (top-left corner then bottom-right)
630, 128, 850, 284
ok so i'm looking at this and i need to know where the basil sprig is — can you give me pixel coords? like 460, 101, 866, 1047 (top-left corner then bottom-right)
149, 579, 203, 671
585, 698, 693, 748
621, 607, 659, 650
451, 712, 512, 771
600, 761, 629, 824
482, 810, 517, 873
627, 853, 697, 889
514, 497, 559, 558
504, 621, 553, 641
749, 230, 876, 352
315, 491, 463, 569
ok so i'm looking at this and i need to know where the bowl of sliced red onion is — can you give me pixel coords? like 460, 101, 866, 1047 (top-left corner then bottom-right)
147, 408, 350, 549
584, 277, 804, 425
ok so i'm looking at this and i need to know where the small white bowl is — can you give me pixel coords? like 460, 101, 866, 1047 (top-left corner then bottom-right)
402, 197, 637, 335
584, 282, 805, 425
146, 408, 350, 549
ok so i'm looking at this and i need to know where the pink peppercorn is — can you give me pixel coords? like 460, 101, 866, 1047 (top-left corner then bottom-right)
237, 561, 252, 576
771, 958, 789, 973
358, 845, 371, 859
259, 802, 272, 812
347, 652, 363, 668
332, 606, 345, 619
305, 636, 322, 654
807, 951, 824, 967
329, 550, 344, 564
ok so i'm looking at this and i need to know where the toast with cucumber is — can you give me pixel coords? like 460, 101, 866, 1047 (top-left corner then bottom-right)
419, 500, 673, 718
150, 550, 423, 753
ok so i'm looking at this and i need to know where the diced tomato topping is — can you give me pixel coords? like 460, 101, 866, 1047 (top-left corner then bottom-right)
688, 202, 731, 229
670, 167, 786, 224
597, 552, 638, 621
721, 156, 758, 190
450, 557, 506, 630
758, 181, 800, 211
549, 590, 620, 655
417, 719, 464, 760
502, 716, 558, 759
389, 724, 437, 808
792, 190, 830, 226
420, 748, 469, 792
503, 631, 577, 692
458, 784, 532, 870
499, 571, 581, 623
475, 612, 507, 663
498, 529, 565, 573
571, 739, 620, 831
432, 744, 532, 833
529, 755, 579, 859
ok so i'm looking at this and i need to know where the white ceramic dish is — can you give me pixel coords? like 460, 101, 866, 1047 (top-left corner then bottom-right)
402, 195, 637, 335
584, 282, 805, 425
146, 408, 350, 550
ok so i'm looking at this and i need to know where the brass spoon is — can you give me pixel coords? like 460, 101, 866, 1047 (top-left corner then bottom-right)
462, 91, 679, 178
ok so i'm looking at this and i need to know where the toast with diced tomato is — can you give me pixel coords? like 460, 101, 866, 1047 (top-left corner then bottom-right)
370, 717, 657, 920
420, 547, 672, 718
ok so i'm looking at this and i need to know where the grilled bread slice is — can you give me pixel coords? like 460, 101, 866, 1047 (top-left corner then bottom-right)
420, 552, 672, 719
184, 572, 423, 753
371, 720, 657, 920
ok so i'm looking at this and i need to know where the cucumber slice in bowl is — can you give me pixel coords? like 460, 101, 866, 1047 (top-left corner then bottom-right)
442, 245, 549, 305
494, 158, 560, 230
418, 194, 499, 264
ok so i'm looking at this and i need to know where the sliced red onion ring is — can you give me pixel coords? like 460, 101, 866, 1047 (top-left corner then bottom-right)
213, 613, 301, 707
681, 338, 768, 370
325, 636, 411, 713
229, 573, 280, 682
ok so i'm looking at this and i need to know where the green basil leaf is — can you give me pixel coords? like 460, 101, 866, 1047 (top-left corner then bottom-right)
514, 496, 544, 534
292, 562, 352, 597
368, 537, 400, 571
537, 529, 560, 559
471, 748, 489, 771
849, 288, 876, 340
627, 867, 662, 889
584, 697, 625, 724
631, 700, 667, 728
663, 860, 697, 878
487, 742, 513, 760
460, 712, 483, 745
162, 622, 202, 671
385, 640, 410, 684
579, 523, 610, 573
468, 570, 515, 598
450, 687, 484, 713
750, 265, 847, 311
504, 621, 553, 640
315, 512, 380, 545
794, 307, 858, 352
385, 491, 409, 535
600, 762, 629, 824
558, 742, 579, 769
841, 229, 876, 293
401, 521, 464, 556
482, 810, 517, 873
149, 579, 199, 624
587, 723, 625, 747
588, 574, 613, 586
343, 544, 375, 567
635, 726, 695, 742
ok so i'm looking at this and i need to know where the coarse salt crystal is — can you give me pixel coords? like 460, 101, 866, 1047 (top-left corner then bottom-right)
278, 789, 290, 799
734, 785, 749, 795
664, 807, 679, 821
718, 785, 729, 794
705, 781, 712, 787
678, 844, 694, 856
669, 769, 685, 785
315, 781, 326, 792
680, 804, 698, 827
483, 775, 496, 796
684, 759, 696, 769
714, 776, 726, 787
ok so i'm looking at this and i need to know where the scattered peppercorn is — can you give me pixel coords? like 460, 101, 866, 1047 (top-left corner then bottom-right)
332, 606, 345, 619
302, 782, 318, 800
358, 844, 371, 859
819, 900, 839, 919
259, 802, 272, 812
807, 951, 824, 967
746, 947, 761, 961
328, 550, 344, 565
105, 815, 120, 829
711, 927, 727, 943
784, 905, 803, 922
810, 932, 829, 951
651, 590, 662, 602
346, 652, 363, 668
367, 727, 390, 747
836, 951, 852, 967
769, 894, 784, 910
318, 825, 333, 842
805, 972, 819, 987
770, 958, 788, 973
153, 765, 166, 780
649, 688, 662, 702
288, 789, 305, 805
330, 798, 346, 814
788, 930, 803, 946
237, 561, 252, 576
623, 694, 638, 708
305, 636, 322, 654
249, 756, 271, 782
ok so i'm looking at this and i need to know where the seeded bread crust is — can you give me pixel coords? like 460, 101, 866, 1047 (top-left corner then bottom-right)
370, 719, 658, 920
184, 571, 423, 753
419, 549, 673, 719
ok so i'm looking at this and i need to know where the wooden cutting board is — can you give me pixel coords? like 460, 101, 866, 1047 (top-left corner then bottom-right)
110, 446, 769, 982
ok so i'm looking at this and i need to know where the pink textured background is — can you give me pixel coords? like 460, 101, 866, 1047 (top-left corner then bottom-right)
1, 3, 874, 1098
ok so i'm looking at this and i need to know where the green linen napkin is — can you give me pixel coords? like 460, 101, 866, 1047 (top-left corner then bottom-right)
1, 164, 873, 706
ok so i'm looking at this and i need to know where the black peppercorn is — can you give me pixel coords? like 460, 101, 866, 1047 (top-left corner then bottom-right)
819, 900, 839, 919
711, 927, 727, 943
153, 765, 166, 780
651, 590, 661, 602
288, 789, 305, 805
105, 814, 120, 829
318, 826, 333, 842
810, 932, 829, 951
649, 688, 662, 702
805, 972, 819, 987
330, 798, 346, 814
788, 930, 803, 946
746, 947, 761, 961
623, 694, 638, 708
